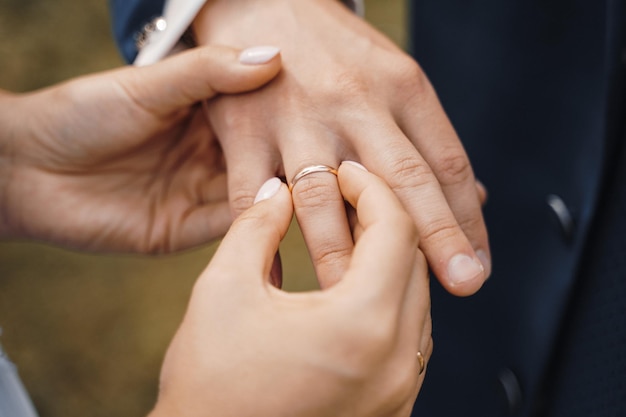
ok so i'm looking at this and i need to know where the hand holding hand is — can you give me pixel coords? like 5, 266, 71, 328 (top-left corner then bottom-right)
193, 0, 490, 296
0, 45, 281, 253
150, 162, 432, 417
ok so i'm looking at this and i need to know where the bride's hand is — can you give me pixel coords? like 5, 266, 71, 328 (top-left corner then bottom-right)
150, 162, 432, 417
0, 45, 281, 253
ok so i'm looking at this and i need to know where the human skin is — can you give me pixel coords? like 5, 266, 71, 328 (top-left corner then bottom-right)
191, 0, 491, 296
0, 45, 280, 252
149, 162, 432, 417
0, 42, 430, 416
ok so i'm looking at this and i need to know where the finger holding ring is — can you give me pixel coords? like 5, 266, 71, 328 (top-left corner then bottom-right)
287, 162, 348, 288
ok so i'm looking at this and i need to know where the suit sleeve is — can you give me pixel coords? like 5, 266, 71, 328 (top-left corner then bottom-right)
108, 0, 166, 63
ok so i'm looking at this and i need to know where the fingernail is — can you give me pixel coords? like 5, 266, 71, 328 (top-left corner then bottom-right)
239, 46, 281, 65
475, 179, 487, 193
342, 160, 368, 171
475, 179, 488, 205
476, 249, 492, 278
447, 254, 485, 286
254, 177, 282, 204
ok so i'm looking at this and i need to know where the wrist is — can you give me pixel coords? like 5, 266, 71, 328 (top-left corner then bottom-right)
192, 0, 293, 45
192, 0, 357, 46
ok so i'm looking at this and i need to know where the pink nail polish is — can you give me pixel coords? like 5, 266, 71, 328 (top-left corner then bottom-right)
254, 177, 282, 204
239, 46, 281, 65
342, 160, 368, 171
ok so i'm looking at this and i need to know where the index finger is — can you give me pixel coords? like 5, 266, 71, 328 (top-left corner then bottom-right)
336, 161, 420, 305
206, 178, 293, 286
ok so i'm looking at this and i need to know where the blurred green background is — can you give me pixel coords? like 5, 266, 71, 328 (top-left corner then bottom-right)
0, 1, 406, 416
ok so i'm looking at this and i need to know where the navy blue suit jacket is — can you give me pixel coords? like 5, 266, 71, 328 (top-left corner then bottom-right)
109, 1, 625, 415
409, 1, 625, 416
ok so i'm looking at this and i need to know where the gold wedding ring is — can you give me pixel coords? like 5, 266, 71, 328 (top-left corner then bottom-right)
417, 351, 425, 375
289, 164, 338, 192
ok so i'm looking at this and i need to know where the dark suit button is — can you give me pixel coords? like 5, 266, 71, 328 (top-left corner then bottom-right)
546, 194, 575, 241
498, 368, 523, 414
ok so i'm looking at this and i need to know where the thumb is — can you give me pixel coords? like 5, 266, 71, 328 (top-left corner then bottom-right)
206, 178, 293, 286
119, 45, 281, 116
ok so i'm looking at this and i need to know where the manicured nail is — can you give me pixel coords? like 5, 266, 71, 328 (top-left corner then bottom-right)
342, 160, 368, 171
239, 46, 281, 65
447, 253, 485, 286
476, 249, 492, 278
254, 177, 282, 204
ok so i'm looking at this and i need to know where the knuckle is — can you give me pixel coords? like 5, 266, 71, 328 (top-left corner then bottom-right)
313, 70, 371, 111
231, 209, 282, 243
311, 239, 352, 271
431, 149, 473, 186
389, 56, 431, 97
418, 218, 460, 246
229, 188, 255, 216
212, 101, 240, 131
386, 154, 434, 192
457, 211, 486, 238
232, 209, 264, 229
231, 212, 270, 241
209, 98, 255, 135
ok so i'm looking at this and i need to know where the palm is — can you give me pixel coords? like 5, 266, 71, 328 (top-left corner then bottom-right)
8, 80, 230, 253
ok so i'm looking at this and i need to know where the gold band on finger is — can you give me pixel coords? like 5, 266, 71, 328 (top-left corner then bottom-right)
417, 351, 425, 375
289, 164, 338, 192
